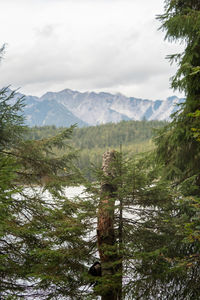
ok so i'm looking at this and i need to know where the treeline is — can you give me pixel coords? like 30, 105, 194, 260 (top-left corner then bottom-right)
26, 120, 167, 179
26, 120, 167, 148
72, 120, 167, 149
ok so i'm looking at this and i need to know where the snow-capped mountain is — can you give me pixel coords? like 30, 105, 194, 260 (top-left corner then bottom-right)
8, 88, 184, 127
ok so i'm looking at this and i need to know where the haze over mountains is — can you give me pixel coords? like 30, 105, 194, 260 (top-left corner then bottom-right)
10, 88, 184, 127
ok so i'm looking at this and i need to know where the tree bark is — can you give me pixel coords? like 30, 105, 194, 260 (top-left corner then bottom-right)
97, 150, 122, 300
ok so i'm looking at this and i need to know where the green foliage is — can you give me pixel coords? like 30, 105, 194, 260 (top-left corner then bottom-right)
91, 151, 200, 300
26, 120, 166, 149
154, 111, 200, 184
0, 87, 25, 150
0, 88, 94, 299
25, 120, 166, 180
155, 0, 200, 186
158, 0, 200, 95
124, 1, 200, 298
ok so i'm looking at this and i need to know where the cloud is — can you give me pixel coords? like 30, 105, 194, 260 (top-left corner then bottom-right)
0, 0, 184, 99
34, 25, 58, 39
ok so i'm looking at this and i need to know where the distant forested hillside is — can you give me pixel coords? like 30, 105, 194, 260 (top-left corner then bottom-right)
26, 120, 167, 179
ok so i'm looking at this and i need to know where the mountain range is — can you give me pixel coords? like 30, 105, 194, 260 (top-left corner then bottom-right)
9, 88, 184, 127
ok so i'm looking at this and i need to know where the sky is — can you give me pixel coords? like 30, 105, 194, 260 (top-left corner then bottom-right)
0, 0, 185, 100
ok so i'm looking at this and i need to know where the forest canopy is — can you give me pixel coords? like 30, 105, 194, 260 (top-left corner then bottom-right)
25, 120, 167, 180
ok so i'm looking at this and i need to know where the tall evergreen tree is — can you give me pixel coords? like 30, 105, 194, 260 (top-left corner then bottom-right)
125, 1, 200, 298
122, 154, 200, 299
156, 0, 200, 186
0, 88, 93, 299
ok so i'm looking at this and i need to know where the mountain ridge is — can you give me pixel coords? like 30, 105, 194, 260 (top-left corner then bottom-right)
7, 88, 185, 127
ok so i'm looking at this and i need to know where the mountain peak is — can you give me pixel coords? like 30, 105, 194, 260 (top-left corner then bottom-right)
60, 88, 76, 94
167, 95, 179, 101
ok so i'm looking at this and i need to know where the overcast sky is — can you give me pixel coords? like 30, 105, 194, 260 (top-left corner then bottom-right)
0, 0, 185, 100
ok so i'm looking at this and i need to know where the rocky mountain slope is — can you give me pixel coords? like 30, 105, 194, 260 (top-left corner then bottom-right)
9, 88, 184, 127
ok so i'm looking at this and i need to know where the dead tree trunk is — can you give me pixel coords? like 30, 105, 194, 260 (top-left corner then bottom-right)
97, 150, 122, 300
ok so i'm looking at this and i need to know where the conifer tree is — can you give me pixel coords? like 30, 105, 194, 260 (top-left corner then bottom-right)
86, 151, 173, 299
122, 154, 200, 299
0, 87, 93, 299
156, 0, 200, 186
155, 0, 200, 275
126, 1, 200, 298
